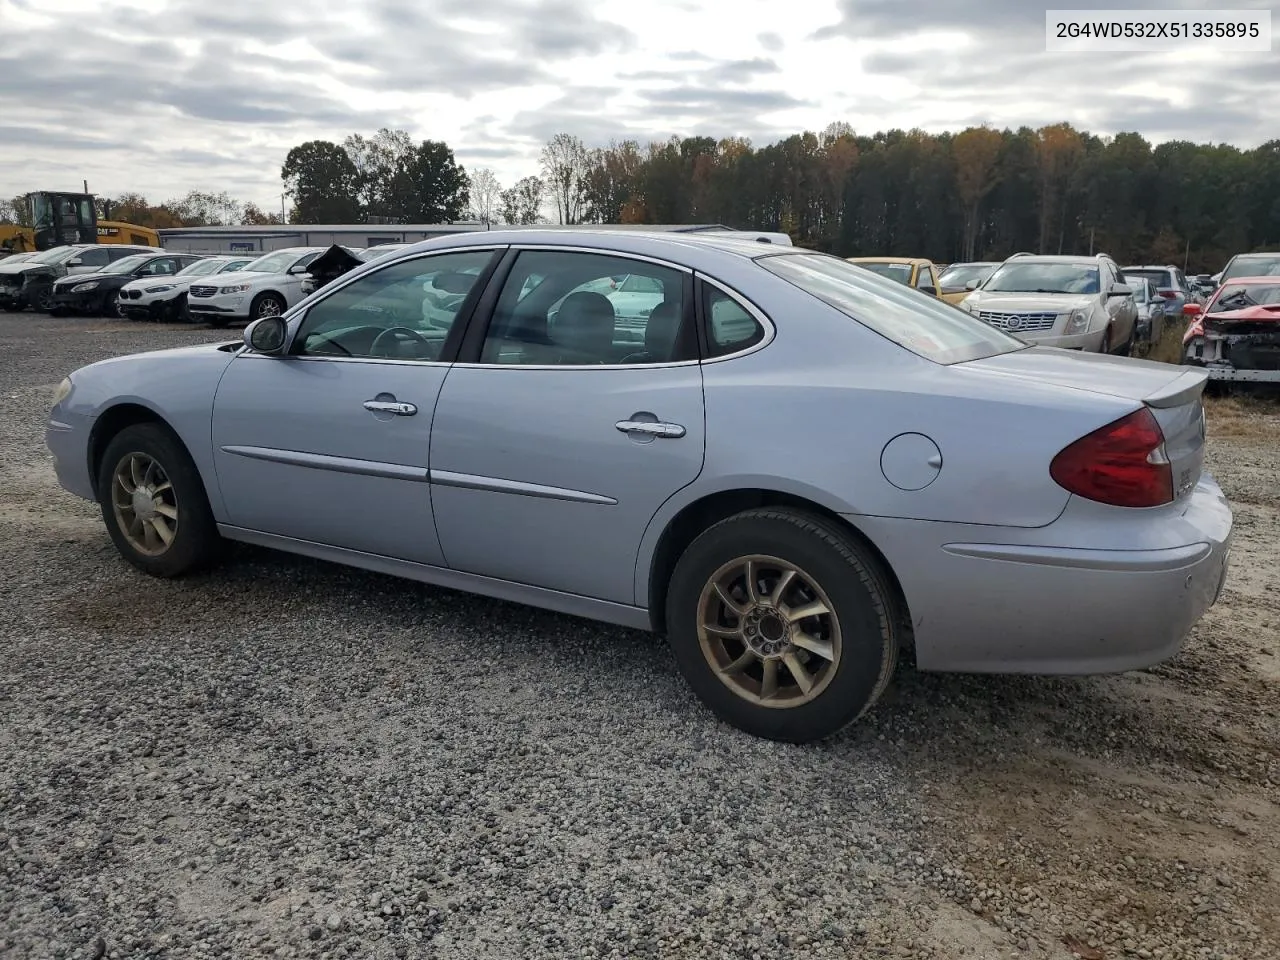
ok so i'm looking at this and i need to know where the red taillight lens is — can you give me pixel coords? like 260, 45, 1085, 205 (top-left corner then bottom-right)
1158, 291, 1178, 299
1050, 408, 1173, 508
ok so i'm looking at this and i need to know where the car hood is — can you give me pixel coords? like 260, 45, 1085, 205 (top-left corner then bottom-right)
122, 276, 198, 292
191, 270, 278, 286
967, 292, 1092, 313
0, 262, 49, 277
961, 345, 1199, 405
54, 271, 123, 286
1204, 305, 1280, 327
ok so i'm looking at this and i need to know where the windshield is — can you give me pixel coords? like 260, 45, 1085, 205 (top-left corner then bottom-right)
243, 250, 304, 274
760, 252, 1026, 365
359, 244, 409, 262
27, 246, 83, 265
937, 263, 994, 289
176, 258, 223, 277
104, 255, 151, 274
852, 261, 913, 284
1210, 283, 1280, 312
1221, 254, 1280, 283
982, 261, 1100, 295
220, 259, 253, 272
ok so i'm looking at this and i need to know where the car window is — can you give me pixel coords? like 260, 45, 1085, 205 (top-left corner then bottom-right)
76, 248, 110, 267
915, 266, 935, 289
479, 251, 689, 366
704, 284, 765, 358
1209, 282, 1280, 312
983, 262, 1100, 295
137, 258, 178, 276
293, 249, 495, 361
853, 261, 913, 285
760, 252, 1026, 365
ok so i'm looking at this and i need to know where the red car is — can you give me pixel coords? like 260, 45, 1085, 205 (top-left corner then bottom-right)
1183, 276, 1280, 384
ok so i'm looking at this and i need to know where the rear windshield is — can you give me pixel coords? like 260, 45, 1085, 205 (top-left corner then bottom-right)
1221, 255, 1280, 283
1122, 268, 1171, 286
759, 253, 1026, 365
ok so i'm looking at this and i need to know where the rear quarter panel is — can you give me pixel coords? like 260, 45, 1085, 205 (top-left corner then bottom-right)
632, 279, 1137, 604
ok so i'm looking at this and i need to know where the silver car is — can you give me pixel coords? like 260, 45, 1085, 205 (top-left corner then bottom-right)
46, 230, 1232, 743
961, 253, 1139, 354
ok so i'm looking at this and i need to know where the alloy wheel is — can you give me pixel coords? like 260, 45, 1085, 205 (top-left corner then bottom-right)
695, 555, 842, 708
110, 452, 179, 557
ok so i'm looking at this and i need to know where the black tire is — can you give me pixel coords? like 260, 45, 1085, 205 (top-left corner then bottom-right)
167, 293, 187, 323
1, 303, 19, 313
31, 286, 55, 313
48, 308, 68, 318
96, 423, 223, 578
665, 508, 900, 743
250, 292, 286, 322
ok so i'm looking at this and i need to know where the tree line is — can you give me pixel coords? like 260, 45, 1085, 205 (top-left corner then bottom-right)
281, 123, 1279, 273
6, 122, 1275, 272
0, 190, 285, 229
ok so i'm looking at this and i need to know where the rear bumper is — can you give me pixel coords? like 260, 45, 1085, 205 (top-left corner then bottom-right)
849, 476, 1233, 674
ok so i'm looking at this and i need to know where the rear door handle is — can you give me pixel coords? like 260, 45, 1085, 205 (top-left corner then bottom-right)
615, 419, 686, 438
364, 399, 417, 416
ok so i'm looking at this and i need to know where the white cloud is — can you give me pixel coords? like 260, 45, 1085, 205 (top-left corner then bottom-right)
0, 0, 1275, 212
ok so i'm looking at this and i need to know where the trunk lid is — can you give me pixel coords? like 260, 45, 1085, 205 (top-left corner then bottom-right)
965, 346, 1208, 504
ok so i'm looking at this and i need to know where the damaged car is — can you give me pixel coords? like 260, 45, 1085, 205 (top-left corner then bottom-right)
1183, 276, 1280, 383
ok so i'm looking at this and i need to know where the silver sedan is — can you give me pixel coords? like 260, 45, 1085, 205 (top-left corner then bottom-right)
46, 230, 1233, 743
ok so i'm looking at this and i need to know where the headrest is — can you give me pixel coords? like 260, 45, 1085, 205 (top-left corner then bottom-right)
644, 300, 681, 360
555, 291, 615, 359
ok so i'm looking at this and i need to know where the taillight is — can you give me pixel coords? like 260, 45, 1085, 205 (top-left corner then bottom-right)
1050, 408, 1173, 508
1158, 291, 1177, 299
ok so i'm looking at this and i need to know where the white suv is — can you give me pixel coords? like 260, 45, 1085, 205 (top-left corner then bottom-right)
117, 255, 257, 322
186, 246, 325, 328
960, 253, 1139, 354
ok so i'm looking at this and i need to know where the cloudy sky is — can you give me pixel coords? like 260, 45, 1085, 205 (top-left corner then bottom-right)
2, 0, 1276, 212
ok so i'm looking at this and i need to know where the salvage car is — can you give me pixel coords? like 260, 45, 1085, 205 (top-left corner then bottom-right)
49, 252, 205, 316
46, 230, 1232, 743
1218, 252, 1280, 286
0, 243, 155, 312
117, 256, 256, 322
1182, 276, 1280, 383
1125, 275, 1169, 345
186, 246, 326, 327
960, 253, 1138, 354
847, 257, 943, 298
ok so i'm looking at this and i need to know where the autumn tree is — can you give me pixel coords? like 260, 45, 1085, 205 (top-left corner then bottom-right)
1035, 123, 1085, 254
953, 126, 1003, 260
582, 140, 642, 223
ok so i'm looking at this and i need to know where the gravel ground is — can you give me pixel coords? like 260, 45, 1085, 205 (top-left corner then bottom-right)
1, 314, 1276, 960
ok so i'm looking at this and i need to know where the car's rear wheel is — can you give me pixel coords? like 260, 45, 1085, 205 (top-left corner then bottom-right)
665, 508, 899, 743
33, 287, 55, 312
97, 423, 222, 578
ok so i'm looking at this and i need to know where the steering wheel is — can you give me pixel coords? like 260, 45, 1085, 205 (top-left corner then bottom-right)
370, 326, 436, 360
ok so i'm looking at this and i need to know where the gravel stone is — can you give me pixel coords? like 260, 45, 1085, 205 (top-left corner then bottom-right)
0, 315, 1277, 960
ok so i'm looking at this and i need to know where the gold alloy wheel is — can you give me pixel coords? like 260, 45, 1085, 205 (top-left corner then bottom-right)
695, 555, 842, 708
110, 452, 179, 556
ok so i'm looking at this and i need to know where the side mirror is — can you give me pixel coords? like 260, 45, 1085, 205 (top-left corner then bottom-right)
245, 316, 287, 353
1107, 283, 1132, 297
1182, 303, 1203, 318
67, 258, 82, 267
964, 279, 979, 290
288, 263, 309, 275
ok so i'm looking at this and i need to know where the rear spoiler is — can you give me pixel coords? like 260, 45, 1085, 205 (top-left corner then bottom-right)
1144, 368, 1208, 409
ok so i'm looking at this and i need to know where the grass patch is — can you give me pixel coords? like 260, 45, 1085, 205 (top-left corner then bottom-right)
1205, 394, 1280, 441
1137, 321, 1187, 365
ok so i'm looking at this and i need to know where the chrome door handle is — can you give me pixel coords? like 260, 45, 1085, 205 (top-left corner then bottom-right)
364, 400, 417, 416
615, 419, 686, 438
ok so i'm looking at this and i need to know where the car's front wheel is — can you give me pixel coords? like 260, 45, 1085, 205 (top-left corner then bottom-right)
96, 423, 223, 577
665, 508, 899, 743
251, 292, 286, 321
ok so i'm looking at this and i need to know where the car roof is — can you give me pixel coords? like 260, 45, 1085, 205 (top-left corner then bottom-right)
847, 256, 930, 266
1003, 255, 1102, 265
393, 228, 802, 263
1217, 275, 1280, 285
1123, 264, 1176, 271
